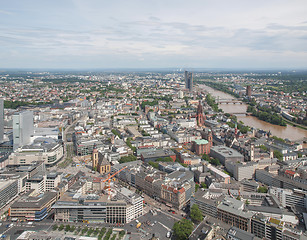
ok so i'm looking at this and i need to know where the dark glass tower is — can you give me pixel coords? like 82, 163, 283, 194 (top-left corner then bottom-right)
185, 71, 193, 91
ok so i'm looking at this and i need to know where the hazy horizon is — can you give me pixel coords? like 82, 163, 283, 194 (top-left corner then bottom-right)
1, 0, 307, 69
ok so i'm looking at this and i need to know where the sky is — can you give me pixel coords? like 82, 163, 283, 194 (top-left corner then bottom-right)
0, 0, 307, 69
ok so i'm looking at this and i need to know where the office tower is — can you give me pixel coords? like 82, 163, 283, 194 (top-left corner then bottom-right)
185, 71, 193, 91
246, 85, 252, 97
13, 110, 34, 150
0, 99, 3, 143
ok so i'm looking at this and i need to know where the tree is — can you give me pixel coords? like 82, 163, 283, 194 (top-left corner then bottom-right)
65, 225, 71, 232
273, 150, 283, 161
148, 161, 159, 169
257, 186, 268, 193
70, 225, 76, 232
202, 153, 210, 162
119, 154, 136, 164
195, 183, 199, 192
210, 158, 220, 166
173, 219, 194, 240
58, 224, 64, 231
52, 224, 58, 231
82, 227, 88, 235
190, 204, 203, 223
200, 183, 207, 189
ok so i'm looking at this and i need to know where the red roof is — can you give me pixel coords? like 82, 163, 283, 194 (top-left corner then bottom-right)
285, 170, 296, 176
145, 176, 154, 183
178, 188, 185, 193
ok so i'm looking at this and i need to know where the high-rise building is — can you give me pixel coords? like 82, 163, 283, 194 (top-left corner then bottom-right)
0, 99, 3, 143
13, 111, 34, 150
185, 71, 193, 91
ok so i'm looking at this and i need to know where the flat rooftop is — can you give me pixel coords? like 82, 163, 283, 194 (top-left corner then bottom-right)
211, 146, 243, 158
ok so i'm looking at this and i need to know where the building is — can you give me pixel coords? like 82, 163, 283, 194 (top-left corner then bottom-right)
116, 187, 143, 222
0, 179, 19, 209
256, 169, 307, 191
8, 138, 64, 166
26, 173, 46, 194
185, 71, 193, 91
192, 139, 211, 156
227, 226, 256, 240
140, 149, 176, 162
196, 100, 205, 126
53, 192, 128, 223
9, 189, 57, 221
75, 138, 103, 156
217, 196, 253, 231
210, 146, 244, 165
240, 180, 258, 192
207, 164, 230, 184
251, 213, 303, 240
190, 190, 223, 218
269, 187, 306, 209
46, 172, 62, 191
0, 99, 3, 143
226, 162, 258, 181
13, 111, 34, 150
160, 170, 195, 209
92, 146, 111, 174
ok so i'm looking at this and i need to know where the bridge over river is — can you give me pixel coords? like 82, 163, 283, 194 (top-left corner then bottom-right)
216, 98, 244, 104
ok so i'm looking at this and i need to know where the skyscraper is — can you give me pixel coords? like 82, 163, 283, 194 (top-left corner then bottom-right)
13, 110, 34, 150
0, 99, 3, 143
185, 71, 193, 91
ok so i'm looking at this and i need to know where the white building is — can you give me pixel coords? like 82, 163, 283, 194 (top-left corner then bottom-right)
116, 187, 143, 222
8, 138, 63, 166
269, 186, 306, 209
13, 111, 34, 150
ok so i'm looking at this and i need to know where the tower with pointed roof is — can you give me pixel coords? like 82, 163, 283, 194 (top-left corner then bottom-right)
92, 144, 98, 170
196, 100, 205, 127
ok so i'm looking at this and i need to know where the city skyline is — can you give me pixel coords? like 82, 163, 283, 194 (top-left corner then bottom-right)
1, 0, 307, 69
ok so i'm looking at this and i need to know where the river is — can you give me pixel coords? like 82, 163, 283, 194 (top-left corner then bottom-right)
200, 85, 307, 142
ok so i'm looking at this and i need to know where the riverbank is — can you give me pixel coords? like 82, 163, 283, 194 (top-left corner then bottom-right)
281, 116, 307, 131
199, 83, 307, 141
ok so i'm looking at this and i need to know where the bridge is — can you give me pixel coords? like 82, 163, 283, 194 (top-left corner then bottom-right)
229, 112, 252, 116
216, 98, 243, 104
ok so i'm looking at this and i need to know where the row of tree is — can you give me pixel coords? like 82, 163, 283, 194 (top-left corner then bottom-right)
247, 105, 286, 126
205, 93, 219, 112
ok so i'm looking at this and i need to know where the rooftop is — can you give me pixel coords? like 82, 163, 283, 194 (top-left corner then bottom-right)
193, 139, 209, 145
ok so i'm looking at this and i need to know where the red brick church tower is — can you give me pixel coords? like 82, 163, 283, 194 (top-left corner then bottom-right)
196, 100, 205, 126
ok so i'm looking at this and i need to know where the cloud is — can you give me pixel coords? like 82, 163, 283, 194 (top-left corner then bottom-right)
0, 9, 13, 15
0, 0, 307, 68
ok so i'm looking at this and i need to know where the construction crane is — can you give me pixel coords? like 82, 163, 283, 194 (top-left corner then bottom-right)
102, 166, 127, 196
